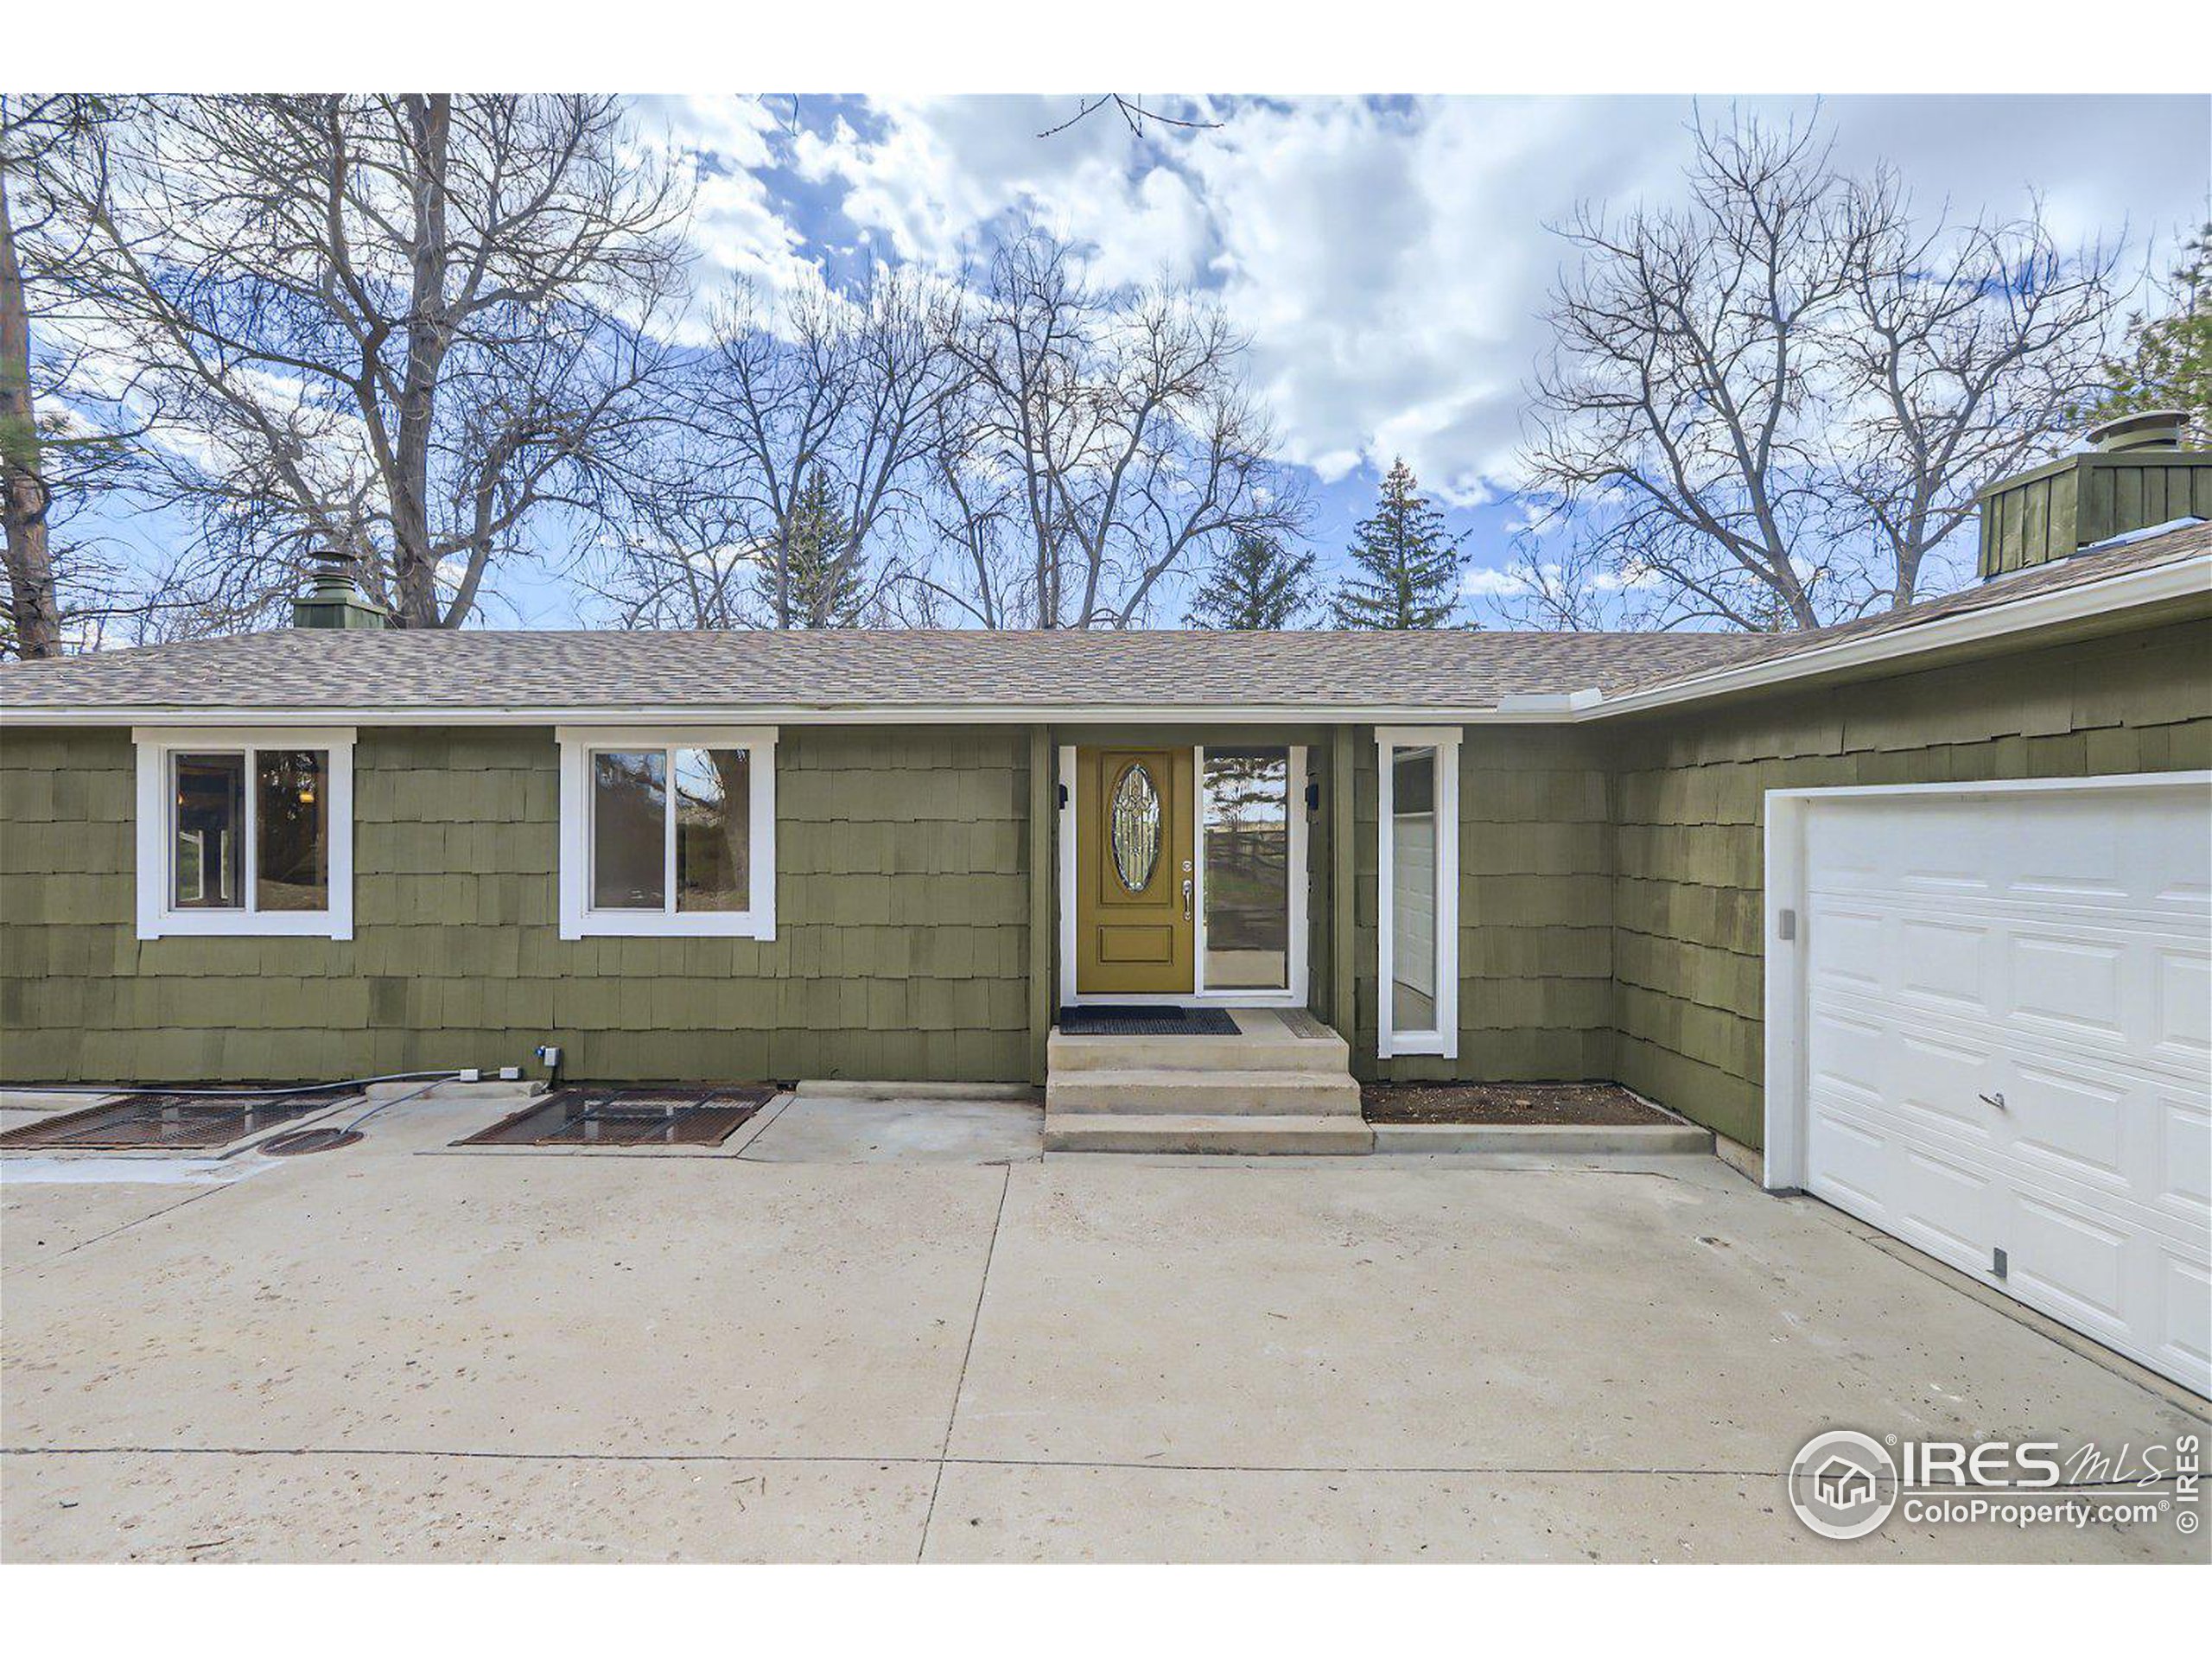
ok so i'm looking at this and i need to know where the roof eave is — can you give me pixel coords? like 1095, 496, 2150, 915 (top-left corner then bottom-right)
6, 551, 2203, 729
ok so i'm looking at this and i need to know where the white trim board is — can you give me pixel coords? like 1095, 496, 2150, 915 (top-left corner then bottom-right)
1758, 770, 2212, 1194
23, 553, 2205, 730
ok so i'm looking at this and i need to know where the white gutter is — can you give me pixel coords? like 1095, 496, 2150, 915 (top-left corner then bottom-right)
5, 551, 2203, 731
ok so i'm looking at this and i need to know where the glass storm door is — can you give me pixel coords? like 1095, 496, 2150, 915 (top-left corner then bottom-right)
1201, 747, 1292, 992
1076, 747, 1195, 995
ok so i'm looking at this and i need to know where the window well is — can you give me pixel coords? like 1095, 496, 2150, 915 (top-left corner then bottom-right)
0, 1090, 356, 1151
454, 1087, 773, 1148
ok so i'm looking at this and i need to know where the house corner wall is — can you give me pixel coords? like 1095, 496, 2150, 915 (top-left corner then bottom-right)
1607, 618, 2212, 1148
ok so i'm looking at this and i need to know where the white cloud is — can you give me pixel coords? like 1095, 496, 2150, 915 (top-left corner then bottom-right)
637, 95, 821, 302
658, 92, 2209, 506
1460, 565, 1532, 598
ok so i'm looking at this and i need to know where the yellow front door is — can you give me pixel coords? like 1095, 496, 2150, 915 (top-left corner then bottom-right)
1077, 747, 1194, 995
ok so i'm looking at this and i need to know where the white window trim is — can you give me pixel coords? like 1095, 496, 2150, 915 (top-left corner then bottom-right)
1376, 726, 1460, 1059
556, 725, 777, 941
133, 726, 356, 941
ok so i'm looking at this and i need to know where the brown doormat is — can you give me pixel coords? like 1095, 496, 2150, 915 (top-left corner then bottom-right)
0, 1090, 355, 1151
1361, 1082, 1672, 1127
455, 1086, 773, 1148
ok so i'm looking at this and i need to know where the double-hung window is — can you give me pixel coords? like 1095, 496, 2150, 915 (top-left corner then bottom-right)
133, 728, 355, 939
556, 727, 777, 940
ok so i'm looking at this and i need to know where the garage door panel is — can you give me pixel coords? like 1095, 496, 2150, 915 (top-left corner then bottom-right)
1807, 906, 1886, 990
1792, 780, 2212, 1397
2007, 1190, 2131, 1328
1894, 1032, 2000, 1140
2161, 1255, 2211, 1380
1896, 1147, 1995, 1265
1898, 918, 1990, 1012
2008, 933, 2127, 1042
1807, 1109, 1892, 1219
1808, 1008, 1888, 1102
2005, 1063, 2127, 1185
2156, 950, 2210, 1058
2008, 810, 2131, 900
2163, 1098, 2209, 1209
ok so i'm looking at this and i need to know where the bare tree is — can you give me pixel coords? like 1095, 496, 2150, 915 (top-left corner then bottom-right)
1, 97, 67, 657
579, 490, 760, 631
1036, 97, 1222, 141
1517, 109, 2120, 632
1829, 172, 2118, 609
933, 232, 1301, 629
690, 268, 952, 627
1, 94, 149, 656
46, 95, 692, 632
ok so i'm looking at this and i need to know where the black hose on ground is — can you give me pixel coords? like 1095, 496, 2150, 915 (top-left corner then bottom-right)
13, 1071, 497, 1100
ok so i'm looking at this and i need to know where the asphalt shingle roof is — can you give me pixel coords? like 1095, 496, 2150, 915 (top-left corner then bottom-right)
3, 520, 2203, 717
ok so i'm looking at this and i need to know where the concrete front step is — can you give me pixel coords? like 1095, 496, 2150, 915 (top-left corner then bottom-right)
1046, 1029, 1351, 1076
1045, 1068, 1363, 1116
1044, 1113, 1376, 1155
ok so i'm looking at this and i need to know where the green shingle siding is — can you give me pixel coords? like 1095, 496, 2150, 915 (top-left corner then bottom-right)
1607, 620, 2212, 1147
1351, 726, 1618, 1085
4, 620, 2205, 1126
1, 723, 1036, 1085
1977, 452, 2212, 576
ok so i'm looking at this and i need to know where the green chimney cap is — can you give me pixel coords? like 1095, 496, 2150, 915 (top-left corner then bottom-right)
291, 554, 390, 630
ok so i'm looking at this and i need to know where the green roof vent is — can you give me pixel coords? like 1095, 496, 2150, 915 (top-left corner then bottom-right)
1977, 413, 2209, 580
291, 550, 391, 630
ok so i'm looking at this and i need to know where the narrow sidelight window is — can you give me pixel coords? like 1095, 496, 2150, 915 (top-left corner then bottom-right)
1375, 728, 1459, 1059
1389, 749, 1440, 1033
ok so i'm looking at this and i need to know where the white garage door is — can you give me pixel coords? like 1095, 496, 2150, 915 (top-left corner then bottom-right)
1797, 779, 2211, 1395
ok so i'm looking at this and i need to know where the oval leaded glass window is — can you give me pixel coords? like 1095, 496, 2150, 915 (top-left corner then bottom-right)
1109, 763, 1162, 893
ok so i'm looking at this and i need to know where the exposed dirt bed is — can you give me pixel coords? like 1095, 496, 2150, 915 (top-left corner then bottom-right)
1361, 1081, 1673, 1127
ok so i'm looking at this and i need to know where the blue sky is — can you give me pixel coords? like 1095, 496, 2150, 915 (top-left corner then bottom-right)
85, 93, 2212, 631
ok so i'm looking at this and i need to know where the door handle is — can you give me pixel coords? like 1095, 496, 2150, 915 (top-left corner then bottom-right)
1979, 1091, 2006, 1111
1182, 877, 1193, 920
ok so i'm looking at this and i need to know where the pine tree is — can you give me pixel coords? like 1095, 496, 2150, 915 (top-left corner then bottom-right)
2081, 224, 2211, 448
761, 468, 868, 628
1183, 533, 1318, 630
1328, 458, 1471, 629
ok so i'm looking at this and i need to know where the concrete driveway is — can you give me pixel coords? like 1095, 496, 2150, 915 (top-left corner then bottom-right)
3, 1092, 2203, 1563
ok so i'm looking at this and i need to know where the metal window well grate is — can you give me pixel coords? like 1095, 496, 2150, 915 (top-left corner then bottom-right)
455, 1087, 772, 1149
0, 1090, 356, 1151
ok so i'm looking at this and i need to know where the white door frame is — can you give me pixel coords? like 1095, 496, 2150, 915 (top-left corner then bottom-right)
1058, 742, 1310, 1007
1760, 770, 2212, 1193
